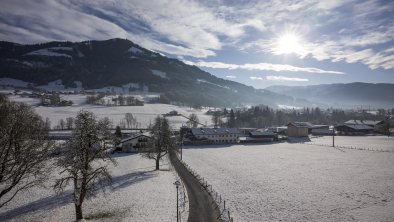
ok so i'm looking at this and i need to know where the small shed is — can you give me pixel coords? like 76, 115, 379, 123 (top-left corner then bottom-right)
311, 125, 332, 135
286, 122, 310, 137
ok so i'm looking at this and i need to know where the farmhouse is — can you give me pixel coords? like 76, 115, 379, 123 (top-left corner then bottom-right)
191, 128, 241, 144
335, 124, 373, 135
342, 119, 388, 134
238, 131, 278, 143
286, 122, 312, 137
120, 133, 151, 153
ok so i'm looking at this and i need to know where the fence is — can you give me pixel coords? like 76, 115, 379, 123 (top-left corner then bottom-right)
303, 142, 394, 153
177, 154, 234, 222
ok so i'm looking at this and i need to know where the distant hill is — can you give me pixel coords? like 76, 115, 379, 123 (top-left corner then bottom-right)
0, 38, 311, 107
266, 83, 394, 108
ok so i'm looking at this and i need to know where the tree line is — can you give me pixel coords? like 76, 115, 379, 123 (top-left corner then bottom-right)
209, 105, 393, 128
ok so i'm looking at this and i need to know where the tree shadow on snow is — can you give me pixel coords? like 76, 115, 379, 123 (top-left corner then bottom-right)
0, 191, 73, 221
0, 171, 156, 220
108, 170, 157, 191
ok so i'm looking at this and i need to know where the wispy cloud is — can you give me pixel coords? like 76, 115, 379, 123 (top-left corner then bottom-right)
225, 75, 237, 79
184, 60, 344, 74
266, 75, 309, 82
250, 76, 264, 80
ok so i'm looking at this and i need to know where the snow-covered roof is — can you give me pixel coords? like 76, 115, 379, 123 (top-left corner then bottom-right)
121, 133, 151, 143
337, 124, 373, 130
287, 122, 315, 128
191, 128, 241, 136
344, 120, 383, 126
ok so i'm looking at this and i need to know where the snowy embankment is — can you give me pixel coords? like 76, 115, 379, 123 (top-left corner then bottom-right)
183, 142, 394, 222
309, 135, 394, 152
0, 154, 186, 222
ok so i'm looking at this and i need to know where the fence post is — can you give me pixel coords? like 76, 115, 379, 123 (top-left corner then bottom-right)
224, 200, 226, 210
228, 210, 230, 220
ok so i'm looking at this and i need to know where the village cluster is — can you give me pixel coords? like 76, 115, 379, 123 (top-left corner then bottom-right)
118, 118, 394, 153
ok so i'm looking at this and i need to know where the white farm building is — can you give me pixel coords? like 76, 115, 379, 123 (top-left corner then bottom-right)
191, 128, 241, 144
120, 133, 151, 153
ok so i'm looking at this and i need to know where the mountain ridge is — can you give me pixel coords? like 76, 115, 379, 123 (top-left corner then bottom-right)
0, 38, 309, 107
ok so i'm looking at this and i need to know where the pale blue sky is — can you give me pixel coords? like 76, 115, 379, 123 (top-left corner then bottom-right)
0, 0, 393, 88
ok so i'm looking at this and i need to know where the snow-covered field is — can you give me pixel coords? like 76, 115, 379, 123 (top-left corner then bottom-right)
5, 94, 212, 128
309, 135, 394, 152
0, 154, 185, 222
183, 142, 394, 222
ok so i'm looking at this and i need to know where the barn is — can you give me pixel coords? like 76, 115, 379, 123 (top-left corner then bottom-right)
286, 122, 311, 137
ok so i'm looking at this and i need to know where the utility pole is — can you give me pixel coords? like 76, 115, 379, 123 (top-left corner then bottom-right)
332, 125, 335, 147
174, 181, 180, 222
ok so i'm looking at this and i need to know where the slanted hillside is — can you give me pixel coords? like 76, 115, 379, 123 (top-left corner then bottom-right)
0, 39, 309, 107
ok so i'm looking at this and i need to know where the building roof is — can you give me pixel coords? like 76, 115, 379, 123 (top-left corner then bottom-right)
249, 131, 276, 137
344, 120, 383, 126
337, 124, 373, 130
191, 128, 241, 136
121, 133, 151, 143
287, 122, 315, 128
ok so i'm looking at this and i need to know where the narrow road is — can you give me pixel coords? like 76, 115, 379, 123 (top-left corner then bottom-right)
170, 152, 221, 222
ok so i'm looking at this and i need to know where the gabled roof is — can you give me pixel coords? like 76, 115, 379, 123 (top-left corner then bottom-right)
287, 122, 314, 128
338, 124, 373, 130
344, 120, 383, 126
191, 128, 241, 136
121, 133, 151, 143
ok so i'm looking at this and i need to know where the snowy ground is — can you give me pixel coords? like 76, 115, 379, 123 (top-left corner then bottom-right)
0, 154, 187, 222
5, 94, 212, 129
309, 135, 394, 152
182, 142, 394, 222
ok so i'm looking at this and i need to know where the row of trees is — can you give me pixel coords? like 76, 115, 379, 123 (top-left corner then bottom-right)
1, 94, 176, 220
50, 113, 140, 130
87, 94, 143, 106
210, 105, 393, 128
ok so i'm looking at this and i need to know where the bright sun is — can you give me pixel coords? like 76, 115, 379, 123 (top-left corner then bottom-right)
275, 33, 305, 55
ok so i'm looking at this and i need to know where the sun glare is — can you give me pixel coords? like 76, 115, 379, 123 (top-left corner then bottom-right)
275, 32, 305, 55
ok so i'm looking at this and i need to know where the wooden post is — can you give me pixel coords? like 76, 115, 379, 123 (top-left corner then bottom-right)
224, 200, 226, 210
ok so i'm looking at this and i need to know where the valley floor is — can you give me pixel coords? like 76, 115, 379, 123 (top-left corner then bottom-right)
182, 137, 394, 221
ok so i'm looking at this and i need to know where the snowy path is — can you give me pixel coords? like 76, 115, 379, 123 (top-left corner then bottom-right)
170, 152, 220, 222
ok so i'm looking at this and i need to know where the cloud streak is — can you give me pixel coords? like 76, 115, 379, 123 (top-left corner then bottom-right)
184, 60, 344, 74
266, 75, 309, 82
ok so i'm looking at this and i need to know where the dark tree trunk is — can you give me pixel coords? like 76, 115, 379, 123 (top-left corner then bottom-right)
75, 203, 83, 220
155, 157, 160, 170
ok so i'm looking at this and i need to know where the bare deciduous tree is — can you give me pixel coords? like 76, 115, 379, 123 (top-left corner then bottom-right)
211, 111, 223, 128
125, 113, 134, 129
187, 113, 199, 128
141, 116, 174, 170
66, 117, 74, 130
54, 110, 116, 220
0, 95, 52, 208
58, 118, 66, 130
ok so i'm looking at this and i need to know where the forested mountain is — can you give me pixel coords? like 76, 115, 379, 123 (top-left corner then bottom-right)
0, 38, 310, 107
266, 83, 394, 109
